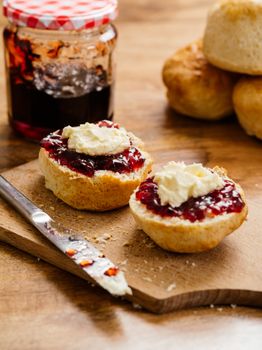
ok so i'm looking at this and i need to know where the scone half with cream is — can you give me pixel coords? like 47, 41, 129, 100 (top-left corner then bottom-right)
39, 120, 153, 211
129, 162, 247, 253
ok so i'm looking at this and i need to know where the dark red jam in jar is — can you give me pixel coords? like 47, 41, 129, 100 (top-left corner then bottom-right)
3, 0, 118, 141
136, 178, 245, 223
40, 122, 145, 177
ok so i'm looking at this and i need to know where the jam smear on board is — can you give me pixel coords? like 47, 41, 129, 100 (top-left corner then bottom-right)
104, 267, 119, 276
136, 178, 245, 223
4, 28, 113, 141
40, 130, 145, 177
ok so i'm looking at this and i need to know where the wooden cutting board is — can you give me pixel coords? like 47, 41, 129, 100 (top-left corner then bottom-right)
0, 156, 261, 313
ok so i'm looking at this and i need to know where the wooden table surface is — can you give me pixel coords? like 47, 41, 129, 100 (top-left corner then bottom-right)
0, 0, 262, 349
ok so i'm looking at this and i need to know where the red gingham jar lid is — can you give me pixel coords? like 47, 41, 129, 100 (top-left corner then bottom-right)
3, 0, 118, 31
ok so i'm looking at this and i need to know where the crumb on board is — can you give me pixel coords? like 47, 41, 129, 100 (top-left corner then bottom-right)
94, 233, 112, 244
230, 304, 237, 309
146, 242, 156, 249
166, 282, 176, 292
119, 259, 128, 266
142, 277, 152, 282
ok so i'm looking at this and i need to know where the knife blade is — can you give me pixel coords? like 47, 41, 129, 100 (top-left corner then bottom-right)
0, 175, 132, 297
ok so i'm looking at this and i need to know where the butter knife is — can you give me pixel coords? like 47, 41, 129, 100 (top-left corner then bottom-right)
0, 175, 132, 297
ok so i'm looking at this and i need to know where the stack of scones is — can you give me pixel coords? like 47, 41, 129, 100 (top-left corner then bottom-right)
163, 0, 262, 140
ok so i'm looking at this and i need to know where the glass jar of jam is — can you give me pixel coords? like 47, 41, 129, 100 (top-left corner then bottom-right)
3, 0, 118, 141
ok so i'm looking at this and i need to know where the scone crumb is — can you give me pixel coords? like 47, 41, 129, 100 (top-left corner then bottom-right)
132, 303, 142, 310
230, 304, 237, 309
102, 233, 112, 240
166, 282, 177, 292
142, 277, 152, 282
146, 242, 156, 249
95, 233, 112, 244
119, 259, 128, 266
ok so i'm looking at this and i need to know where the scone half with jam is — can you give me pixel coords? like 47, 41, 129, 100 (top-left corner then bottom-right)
39, 120, 153, 211
129, 162, 248, 253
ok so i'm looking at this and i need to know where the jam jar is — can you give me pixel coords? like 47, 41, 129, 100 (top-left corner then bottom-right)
3, 0, 118, 141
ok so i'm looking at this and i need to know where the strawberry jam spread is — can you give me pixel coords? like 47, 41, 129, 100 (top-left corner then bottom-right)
40, 122, 145, 177
4, 29, 114, 141
136, 178, 245, 223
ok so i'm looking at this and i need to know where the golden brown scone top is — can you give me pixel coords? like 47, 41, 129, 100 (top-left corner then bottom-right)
218, 0, 262, 20
162, 40, 236, 120
163, 40, 232, 91
163, 40, 206, 85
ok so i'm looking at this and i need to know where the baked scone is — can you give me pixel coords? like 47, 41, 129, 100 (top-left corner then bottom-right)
39, 120, 153, 211
162, 40, 235, 120
233, 77, 262, 140
203, 0, 262, 75
129, 162, 247, 253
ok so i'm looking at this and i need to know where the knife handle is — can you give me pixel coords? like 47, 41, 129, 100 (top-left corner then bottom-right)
0, 175, 51, 225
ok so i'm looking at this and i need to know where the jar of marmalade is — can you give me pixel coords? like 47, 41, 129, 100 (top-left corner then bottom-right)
3, 0, 118, 140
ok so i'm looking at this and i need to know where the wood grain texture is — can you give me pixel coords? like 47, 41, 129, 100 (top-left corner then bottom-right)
0, 160, 262, 313
0, 0, 262, 348
1, 240, 262, 350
